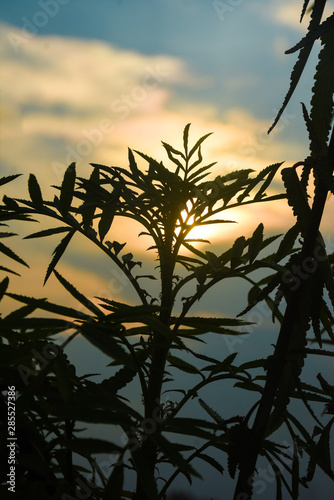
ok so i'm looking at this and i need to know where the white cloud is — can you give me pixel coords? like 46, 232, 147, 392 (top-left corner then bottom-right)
260, 0, 334, 33
0, 22, 308, 300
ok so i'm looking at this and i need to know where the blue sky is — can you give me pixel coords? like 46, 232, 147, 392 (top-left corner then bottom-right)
2, 0, 331, 300
0, 0, 313, 119
1, 1, 334, 498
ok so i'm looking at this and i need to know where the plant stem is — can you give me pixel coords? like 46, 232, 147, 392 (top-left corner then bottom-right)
233, 129, 334, 499
135, 230, 175, 500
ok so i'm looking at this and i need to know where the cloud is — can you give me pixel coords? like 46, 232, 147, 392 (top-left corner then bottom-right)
0, 22, 302, 183
259, 0, 334, 33
0, 22, 311, 306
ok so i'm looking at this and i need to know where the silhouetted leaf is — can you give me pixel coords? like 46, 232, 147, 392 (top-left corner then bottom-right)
199, 398, 224, 425
0, 174, 22, 187
104, 464, 124, 500
183, 123, 191, 156
28, 174, 43, 208
44, 229, 76, 284
230, 236, 246, 269
2, 195, 19, 210
24, 226, 70, 240
53, 270, 104, 317
188, 132, 212, 160
98, 204, 114, 242
167, 354, 201, 374
198, 453, 224, 475
81, 321, 135, 369
268, 0, 326, 133
6, 293, 89, 320
59, 162, 76, 215
0, 241, 29, 267
248, 223, 264, 263
0, 276, 9, 301
310, 17, 334, 155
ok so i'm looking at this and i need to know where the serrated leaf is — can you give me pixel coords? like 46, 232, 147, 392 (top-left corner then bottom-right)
187, 162, 214, 183
310, 19, 334, 155
98, 204, 114, 242
167, 354, 200, 374
286, 13, 334, 55
24, 226, 70, 240
2, 195, 19, 210
230, 236, 246, 269
128, 147, 140, 177
188, 132, 212, 161
275, 223, 300, 263
281, 167, 310, 235
81, 321, 135, 369
187, 145, 203, 173
238, 163, 284, 203
44, 229, 75, 284
176, 316, 252, 336
254, 163, 284, 201
0, 276, 9, 301
53, 270, 104, 317
198, 453, 224, 475
300, 0, 311, 23
101, 365, 137, 395
81, 166, 99, 229
28, 174, 43, 208
248, 224, 264, 263
59, 162, 76, 215
0, 174, 22, 187
199, 398, 224, 425
0, 265, 20, 276
0, 241, 29, 267
183, 123, 191, 156
269, 0, 326, 133
5, 293, 90, 320
161, 142, 185, 174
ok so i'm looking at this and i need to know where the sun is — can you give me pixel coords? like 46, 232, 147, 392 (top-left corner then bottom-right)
179, 204, 249, 248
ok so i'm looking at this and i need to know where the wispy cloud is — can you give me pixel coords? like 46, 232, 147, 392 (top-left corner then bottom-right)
0, 22, 312, 305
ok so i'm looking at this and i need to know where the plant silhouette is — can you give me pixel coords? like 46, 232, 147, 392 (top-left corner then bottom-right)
1, 1, 334, 499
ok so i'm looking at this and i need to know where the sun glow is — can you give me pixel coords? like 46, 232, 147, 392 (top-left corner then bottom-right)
179, 201, 251, 249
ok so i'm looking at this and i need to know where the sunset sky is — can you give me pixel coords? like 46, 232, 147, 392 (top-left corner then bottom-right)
1, 1, 334, 497
3, 0, 332, 301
